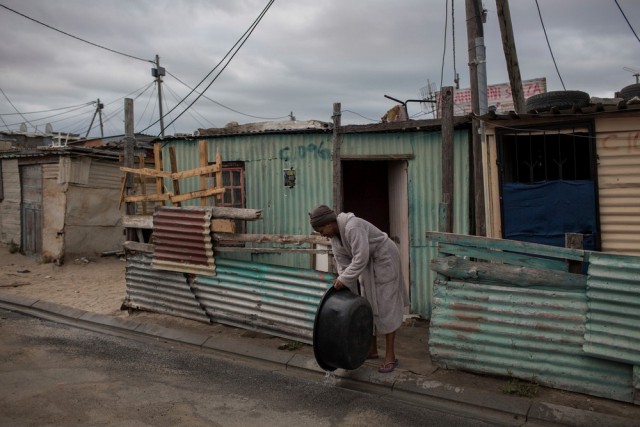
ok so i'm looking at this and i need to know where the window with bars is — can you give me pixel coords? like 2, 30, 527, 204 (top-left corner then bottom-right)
497, 124, 595, 184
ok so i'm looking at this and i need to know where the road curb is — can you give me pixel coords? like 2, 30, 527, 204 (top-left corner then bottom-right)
0, 292, 636, 426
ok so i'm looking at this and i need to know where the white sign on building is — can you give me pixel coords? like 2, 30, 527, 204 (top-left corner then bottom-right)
425, 77, 547, 117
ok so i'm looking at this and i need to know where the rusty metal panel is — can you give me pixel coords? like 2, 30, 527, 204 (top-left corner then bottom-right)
429, 279, 634, 402
152, 206, 215, 275
123, 251, 210, 323
194, 257, 334, 344
584, 251, 640, 365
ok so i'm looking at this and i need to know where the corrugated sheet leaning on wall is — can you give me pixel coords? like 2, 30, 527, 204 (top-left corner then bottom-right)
124, 251, 334, 344
427, 232, 636, 403
584, 251, 640, 366
152, 207, 216, 275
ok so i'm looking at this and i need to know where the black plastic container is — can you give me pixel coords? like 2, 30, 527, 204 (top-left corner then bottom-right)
313, 287, 373, 371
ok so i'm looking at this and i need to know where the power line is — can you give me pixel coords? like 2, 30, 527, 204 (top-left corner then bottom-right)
534, 0, 566, 90
0, 4, 153, 64
144, 0, 276, 135
0, 87, 38, 131
166, 70, 288, 121
0, 101, 94, 116
615, 0, 640, 44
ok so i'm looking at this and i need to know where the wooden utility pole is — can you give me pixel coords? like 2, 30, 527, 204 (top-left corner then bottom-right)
332, 102, 342, 213
465, 0, 487, 236
440, 86, 454, 233
153, 54, 166, 137
124, 98, 136, 241
496, 0, 526, 113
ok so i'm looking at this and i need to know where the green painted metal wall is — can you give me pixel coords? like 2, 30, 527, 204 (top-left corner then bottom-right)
161, 127, 470, 318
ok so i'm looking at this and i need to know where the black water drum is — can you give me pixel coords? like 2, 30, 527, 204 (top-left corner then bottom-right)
313, 287, 373, 371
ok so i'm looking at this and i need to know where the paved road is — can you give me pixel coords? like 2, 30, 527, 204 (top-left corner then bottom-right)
0, 308, 498, 427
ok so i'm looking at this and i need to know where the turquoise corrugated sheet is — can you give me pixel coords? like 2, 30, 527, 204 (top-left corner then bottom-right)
163, 128, 470, 318
194, 257, 334, 344
430, 279, 634, 402
585, 251, 640, 365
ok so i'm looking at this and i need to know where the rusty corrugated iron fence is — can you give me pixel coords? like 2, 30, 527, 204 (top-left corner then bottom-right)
427, 232, 638, 403
124, 250, 333, 344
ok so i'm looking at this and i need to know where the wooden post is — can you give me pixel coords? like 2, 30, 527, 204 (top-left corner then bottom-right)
332, 102, 342, 213
154, 143, 163, 206
565, 233, 584, 273
496, 0, 526, 113
465, 0, 487, 236
215, 149, 223, 203
169, 146, 181, 207
199, 140, 208, 206
440, 86, 454, 233
124, 98, 136, 241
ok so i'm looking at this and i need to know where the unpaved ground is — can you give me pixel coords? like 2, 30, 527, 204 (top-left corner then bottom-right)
0, 247, 126, 315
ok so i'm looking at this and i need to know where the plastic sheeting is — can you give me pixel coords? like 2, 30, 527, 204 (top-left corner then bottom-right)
502, 180, 597, 250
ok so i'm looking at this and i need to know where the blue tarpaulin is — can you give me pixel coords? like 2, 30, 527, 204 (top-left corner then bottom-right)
502, 180, 597, 250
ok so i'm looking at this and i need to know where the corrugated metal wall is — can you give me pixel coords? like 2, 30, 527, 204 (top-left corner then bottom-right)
596, 128, 640, 256
164, 132, 333, 268
430, 278, 634, 402
162, 128, 470, 318
584, 251, 640, 365
427, 232, 640, 403
194, 258, 334, 343
124, 251, 334, 343
124, 251, 211, 323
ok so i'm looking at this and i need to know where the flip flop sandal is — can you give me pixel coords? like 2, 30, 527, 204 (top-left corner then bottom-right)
378, 360, 398, 373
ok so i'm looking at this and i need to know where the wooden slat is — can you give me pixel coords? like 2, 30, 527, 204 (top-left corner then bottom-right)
120, 166, 171, 178
213, 233, 329, 246
170, 187, 225, 203
123, 193, 172, 203
438, 243, 569, 271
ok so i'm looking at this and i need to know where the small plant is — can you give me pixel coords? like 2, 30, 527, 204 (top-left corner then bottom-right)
278, 341, 303, 351
500, 378, 539, 398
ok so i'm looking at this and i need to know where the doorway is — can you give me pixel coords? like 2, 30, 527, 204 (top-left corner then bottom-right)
342, 160, 410, 298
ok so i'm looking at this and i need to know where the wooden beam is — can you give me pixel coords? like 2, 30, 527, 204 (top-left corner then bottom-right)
214, 247, 332, 254
154, 143, 164, 206
123, 193, 172, 203
212, 233, 329, 245
170, 187, 224, 203
430, 256, 586, 290
120, 166, 171, 178
122, 215, 153, 229
170, 163, 221, 179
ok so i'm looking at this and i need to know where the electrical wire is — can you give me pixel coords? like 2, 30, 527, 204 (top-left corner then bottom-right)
0, 87, 38, 131
166, 70, 288, 121
143, 0, 275, 135
615, 0, 640, 44
0, 101, 94, 116
341, 110, 378, 122
0, 4, 153, 64
163, 81, 217, 129
534, 0, 566, 90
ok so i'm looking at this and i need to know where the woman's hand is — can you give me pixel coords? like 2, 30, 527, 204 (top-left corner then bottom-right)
333, 278, 345, 290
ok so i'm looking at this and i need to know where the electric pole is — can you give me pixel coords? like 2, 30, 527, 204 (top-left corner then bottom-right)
85, 98, 104, 138
153, 54, 166, 137
465, 0, 487, 236
496, 0, 525, 113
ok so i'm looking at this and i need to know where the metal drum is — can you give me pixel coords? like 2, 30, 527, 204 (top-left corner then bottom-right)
313, 287, 373, 371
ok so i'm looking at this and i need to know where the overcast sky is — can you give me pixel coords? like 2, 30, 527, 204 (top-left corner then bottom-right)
1, 0, 639, 138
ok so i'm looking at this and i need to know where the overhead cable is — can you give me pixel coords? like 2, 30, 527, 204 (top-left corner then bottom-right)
615, 0, 640, 44
534, 0, 566, 90
0, 4, 153, 64
144, 0, 276, 135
